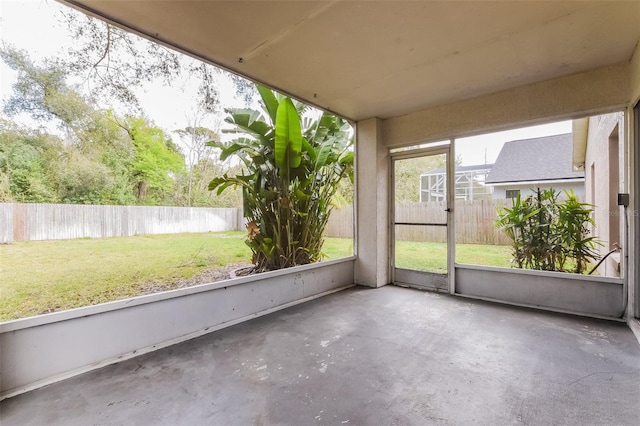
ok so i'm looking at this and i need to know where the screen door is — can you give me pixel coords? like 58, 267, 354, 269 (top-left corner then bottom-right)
391, 143, 454, 292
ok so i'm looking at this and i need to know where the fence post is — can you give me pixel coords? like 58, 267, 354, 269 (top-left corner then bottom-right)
0, 204, 15, 243
236, 208, 245, 231
13, 203, 26, 242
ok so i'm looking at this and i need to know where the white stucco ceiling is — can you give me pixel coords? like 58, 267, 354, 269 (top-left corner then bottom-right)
62, 1, 640, 121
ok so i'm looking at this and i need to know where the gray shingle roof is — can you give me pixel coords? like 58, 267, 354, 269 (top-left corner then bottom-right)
485, 134, 584, 184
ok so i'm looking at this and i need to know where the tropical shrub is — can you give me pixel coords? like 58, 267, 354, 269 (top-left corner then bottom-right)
495, 188, 601, 273
209, 86, 353, 272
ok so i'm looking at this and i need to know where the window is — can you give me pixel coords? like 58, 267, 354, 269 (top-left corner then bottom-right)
506, 189, 520, 199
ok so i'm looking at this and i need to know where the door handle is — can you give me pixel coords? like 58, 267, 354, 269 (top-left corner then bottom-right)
444, 208, 451, 212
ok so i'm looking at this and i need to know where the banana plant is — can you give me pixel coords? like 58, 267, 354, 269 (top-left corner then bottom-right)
208, 85, 353, 272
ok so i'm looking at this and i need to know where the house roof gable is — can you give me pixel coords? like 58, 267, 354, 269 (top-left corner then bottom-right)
485, 134, 585, 184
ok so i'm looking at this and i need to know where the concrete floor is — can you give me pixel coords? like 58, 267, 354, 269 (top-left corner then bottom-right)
2, 286, 639, 425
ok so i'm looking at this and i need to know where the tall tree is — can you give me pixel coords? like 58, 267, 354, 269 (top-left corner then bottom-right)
124, 117, 186, 204
0, 10, 254, 207
0, 46, 91, 129
1, 46, 138, 204
0, 46, 190, 205
58, 8, 181, 110
393, 154, 463, 203
394, 156, 446, 203
0, 120, 59, 203
56, 2, 256, 112
174, 124, 220, 206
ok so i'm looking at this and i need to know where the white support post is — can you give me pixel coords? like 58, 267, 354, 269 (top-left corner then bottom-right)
354, 118, 390, 287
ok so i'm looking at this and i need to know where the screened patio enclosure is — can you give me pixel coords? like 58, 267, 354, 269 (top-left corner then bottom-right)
1, 1, 639, 417
420, 164, 493, 202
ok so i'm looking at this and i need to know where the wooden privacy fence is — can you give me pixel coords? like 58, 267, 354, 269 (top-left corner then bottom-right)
324, 206, 354, 240
453, 199, 511, 245
396, 200, 511, 245
324, 200, 512, 245
0, 203, 244, 243
0, 200, 511, 244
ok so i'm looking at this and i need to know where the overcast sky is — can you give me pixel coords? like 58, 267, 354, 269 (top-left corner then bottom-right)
0, 0, 247, 136
1, 0, 572, 165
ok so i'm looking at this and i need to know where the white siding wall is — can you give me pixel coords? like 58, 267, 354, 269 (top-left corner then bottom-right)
584, 112, 625, 277
491, 182, 585, 200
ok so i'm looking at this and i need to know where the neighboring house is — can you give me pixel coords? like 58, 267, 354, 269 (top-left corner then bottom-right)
486, 134, 585, 199
573, 112, 625, 277
420, 164, 493, 202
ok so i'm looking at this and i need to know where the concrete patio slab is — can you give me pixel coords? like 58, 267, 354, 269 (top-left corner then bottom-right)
2, 286, 639, 425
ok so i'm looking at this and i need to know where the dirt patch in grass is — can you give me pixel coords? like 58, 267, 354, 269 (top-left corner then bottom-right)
135, 262, 254, 296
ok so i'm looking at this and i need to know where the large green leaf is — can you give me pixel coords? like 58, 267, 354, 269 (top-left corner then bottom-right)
275, 97, 302, 171
217, 142, 246, 161
315, 138, 335, 169
225, 109, 260, 128
205, 140, 225, 149
225, 111, 272, 147
301, 137, 317, 163
257, 85, 279, 124
340, 151, 354, 168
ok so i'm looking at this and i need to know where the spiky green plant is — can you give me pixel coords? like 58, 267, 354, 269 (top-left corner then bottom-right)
208, 86, 353, 272
495, 187, 600, 273
557, 189, 600, 273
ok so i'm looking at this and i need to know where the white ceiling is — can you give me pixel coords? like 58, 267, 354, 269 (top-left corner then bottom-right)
63, 1, 640, 121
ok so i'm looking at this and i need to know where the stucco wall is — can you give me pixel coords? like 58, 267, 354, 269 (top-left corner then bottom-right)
585, 112, 624, 277
354, 118, 389, 287
382, 63, 630, 148
456, 265, 624, 319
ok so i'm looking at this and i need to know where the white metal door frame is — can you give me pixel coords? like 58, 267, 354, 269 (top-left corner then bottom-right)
390, 141, 456, 293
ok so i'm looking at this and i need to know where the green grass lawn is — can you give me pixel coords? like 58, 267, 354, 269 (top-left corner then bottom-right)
0, 232, 247, 321
395, 240, 512, 273
0, 233, 353, 321
0, 233, 510, 322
